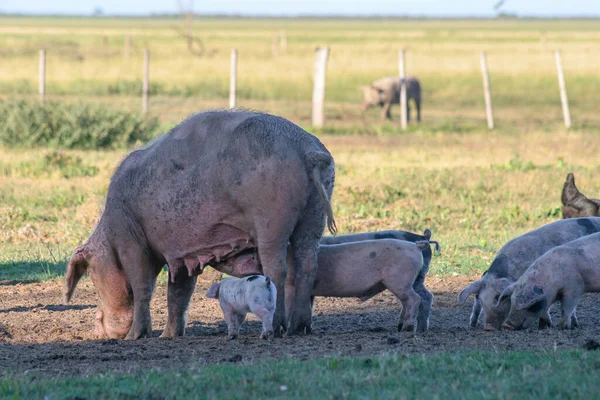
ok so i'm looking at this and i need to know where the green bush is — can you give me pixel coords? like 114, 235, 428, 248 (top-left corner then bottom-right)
0, 99, 161, 149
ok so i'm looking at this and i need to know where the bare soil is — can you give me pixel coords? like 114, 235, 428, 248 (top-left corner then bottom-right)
1, 274, 599, 378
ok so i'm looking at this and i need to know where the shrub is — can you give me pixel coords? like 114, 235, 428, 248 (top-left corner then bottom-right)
0, 99, 161, 149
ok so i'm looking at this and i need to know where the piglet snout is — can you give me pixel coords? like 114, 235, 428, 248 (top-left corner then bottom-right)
483, 323, 497, 331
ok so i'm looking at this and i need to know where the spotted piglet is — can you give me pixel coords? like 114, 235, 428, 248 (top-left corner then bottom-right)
206, 275, 277, 340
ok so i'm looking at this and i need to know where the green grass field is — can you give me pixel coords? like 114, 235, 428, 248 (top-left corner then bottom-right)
1, 16, 600, 398
3, 350, 600, 399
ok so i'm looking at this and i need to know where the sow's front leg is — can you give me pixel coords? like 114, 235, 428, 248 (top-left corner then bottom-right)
162, 267, 197, 338
120, 246, 161, 340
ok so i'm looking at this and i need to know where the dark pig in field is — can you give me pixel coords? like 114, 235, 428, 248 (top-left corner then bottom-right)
499, 232, 600, 330
361, 76, 422, 121
63, 110, 337, 339
561, 173, 600, 219
321, 228, 440, 332
286, 239, 431, 333
457, 217, 600, 331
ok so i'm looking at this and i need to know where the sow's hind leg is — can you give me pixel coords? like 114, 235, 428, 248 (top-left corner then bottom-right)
162, 266, 197, 338
288, 206, 328, 335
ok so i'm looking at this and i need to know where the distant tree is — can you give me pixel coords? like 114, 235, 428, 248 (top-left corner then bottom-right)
493, 0, 518, 18
176, 0, 212, 57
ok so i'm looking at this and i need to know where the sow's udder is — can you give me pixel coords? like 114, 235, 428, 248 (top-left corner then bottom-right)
214, 251, 262, 277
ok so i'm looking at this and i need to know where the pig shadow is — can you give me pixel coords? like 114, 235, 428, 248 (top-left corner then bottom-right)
0, 304, 95, 314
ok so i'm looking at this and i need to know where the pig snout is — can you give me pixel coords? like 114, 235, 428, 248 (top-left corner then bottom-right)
361, 103, 368, 112
94, 307, 133, 339
94, 309, 107, 338
483, 323, 498, 331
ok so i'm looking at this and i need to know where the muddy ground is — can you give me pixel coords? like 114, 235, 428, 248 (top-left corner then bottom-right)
1, 274, 599, 378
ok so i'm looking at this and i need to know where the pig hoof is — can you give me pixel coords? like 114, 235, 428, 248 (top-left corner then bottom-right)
159, 328, 179, 338
260, 331, 274, 340
538, 320, 552, 330
501, 323, 514, 331
125, 328, 151, 340
228, 334, 238, 340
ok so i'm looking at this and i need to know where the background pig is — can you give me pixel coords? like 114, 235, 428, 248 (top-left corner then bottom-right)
457, 217, 600, 330
561, 173, 600, 219
286, 239, 430, 333
206, 275, 277, 340
361, 76, 422, 121
499, 232, 600, 330
321, 228, 440, 332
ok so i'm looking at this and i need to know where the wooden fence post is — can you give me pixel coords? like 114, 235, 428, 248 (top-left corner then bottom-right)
142, 49, 149, 114
480, 51, 494, 130
39, 49, 46, 103
272, 35, 279, 57
280, 30, 287, 52
312, 47, 330, 128
124, 34, 132, 59
398, 49, 407, 130
555, 49, 572, 129
229, 49, 238, 109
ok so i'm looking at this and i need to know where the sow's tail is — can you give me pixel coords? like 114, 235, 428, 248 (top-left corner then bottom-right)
422, 228, 441, 256
306, 151, 337, 235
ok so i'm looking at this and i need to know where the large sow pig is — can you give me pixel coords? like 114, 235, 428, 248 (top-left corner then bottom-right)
561, 173, 600, 219
63, 110, 336, 339
206, 275, 277, 340
457, 217, 600, 331
499, 232, 600, 330
361, 76, 422, 121
287, 239, 431, 333
321, 228, 440, 332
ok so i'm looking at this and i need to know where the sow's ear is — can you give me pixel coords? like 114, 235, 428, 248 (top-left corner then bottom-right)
63, 246, 89, 303
206, 282, 221, 299
457, 280, 482, 305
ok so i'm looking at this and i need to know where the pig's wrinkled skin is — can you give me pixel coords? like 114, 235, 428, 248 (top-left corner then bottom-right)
561, 173, 600, 219
361, 76, 422, 121
286, 239, 430, 333
206, 275, 277, 340
499, 232, 600, 331
457, 217, 600, 331
320, 229, 440, 332
63, 110, 336, 339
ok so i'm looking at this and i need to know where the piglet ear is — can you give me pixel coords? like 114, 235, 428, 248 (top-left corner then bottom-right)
514, 284, 545, 310
496, 282, 516, 308
206, 282, 221, 299
457, 280, 482, 305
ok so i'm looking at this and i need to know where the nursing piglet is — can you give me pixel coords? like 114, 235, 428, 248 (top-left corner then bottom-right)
207, 275, 276, 340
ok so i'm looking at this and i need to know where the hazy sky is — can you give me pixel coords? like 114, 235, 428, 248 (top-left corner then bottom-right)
2, 0, 599, 17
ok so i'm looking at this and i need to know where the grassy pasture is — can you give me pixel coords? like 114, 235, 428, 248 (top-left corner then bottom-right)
1, 16, 600, 398
1, 17, 600, 130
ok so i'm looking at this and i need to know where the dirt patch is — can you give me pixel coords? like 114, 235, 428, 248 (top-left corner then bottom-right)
1, 275, 599, 378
